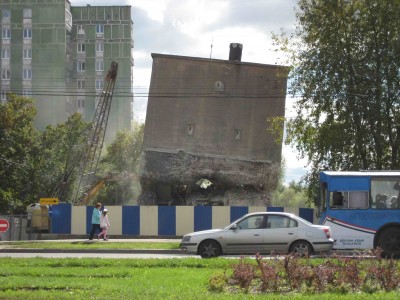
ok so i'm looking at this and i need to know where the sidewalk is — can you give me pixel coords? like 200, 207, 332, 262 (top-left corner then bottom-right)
0, 239, 356, 256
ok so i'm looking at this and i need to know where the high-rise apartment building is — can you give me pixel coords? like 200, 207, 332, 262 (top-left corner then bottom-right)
0, 0, 133, 142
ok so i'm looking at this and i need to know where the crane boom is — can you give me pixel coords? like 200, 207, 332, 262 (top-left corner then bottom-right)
71, 61, 119, 205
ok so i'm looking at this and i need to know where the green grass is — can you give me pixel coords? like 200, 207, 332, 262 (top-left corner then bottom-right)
0, 258, 398, 299
1, 241, 180, 250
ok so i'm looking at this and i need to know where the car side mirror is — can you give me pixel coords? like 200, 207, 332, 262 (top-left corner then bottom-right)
230, 224, 238, 230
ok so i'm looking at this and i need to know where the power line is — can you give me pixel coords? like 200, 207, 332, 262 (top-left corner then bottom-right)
2, 91, 288, 99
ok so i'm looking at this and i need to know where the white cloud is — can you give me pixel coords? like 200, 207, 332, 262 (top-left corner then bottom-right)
131, 0, 167, 22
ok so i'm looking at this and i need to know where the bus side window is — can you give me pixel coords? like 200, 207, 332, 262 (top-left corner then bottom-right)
349, 191, 369, 209
331, 191, 343, 208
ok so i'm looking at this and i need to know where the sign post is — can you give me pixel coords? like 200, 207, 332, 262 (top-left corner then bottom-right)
0, 219, 9, 233
40, 198, 59, 205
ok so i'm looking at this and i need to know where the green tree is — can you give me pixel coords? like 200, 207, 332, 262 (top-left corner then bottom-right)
0, 94, 39, 213
271, 181, 311, 208
95, 123, 145, 205
35, 113, 89, 202
274, 0, 400, 201
0, 94, 90, 212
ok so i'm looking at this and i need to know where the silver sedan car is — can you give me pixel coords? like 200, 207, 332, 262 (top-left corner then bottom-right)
180, 212, 334, 258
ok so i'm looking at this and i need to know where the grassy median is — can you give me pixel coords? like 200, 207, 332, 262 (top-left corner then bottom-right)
0, 257, 399, 299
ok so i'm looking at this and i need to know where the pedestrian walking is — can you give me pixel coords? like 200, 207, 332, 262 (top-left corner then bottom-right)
98, 209, 111, 241
88, 203, 102, 240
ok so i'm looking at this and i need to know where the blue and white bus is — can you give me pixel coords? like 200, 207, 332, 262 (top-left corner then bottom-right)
318, 171, 400, 257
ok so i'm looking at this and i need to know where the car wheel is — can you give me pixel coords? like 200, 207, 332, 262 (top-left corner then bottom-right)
198, 240, 221, 258
289, 240, 313, 256
377, 227, 400, 258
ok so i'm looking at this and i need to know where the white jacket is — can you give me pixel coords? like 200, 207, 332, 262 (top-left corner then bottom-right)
100, 214, 110, 229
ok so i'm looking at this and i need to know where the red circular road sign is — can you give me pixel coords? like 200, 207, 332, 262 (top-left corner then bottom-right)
0, 219, 9, 233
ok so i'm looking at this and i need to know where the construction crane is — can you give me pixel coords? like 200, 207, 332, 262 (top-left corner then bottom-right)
51, 61, 118, 205
79, 172, 136, 205
72, 61, 118, 205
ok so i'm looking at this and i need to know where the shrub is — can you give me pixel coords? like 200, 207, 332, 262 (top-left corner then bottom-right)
208, 272, 228, 292
256, 253, 280, 292
208, 252, 400, 296
231, 257, 255, 291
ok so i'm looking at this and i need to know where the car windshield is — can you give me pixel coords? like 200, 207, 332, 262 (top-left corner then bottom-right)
225, 217, 242, 228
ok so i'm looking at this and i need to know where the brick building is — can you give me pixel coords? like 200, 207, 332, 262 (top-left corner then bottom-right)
140, 44, 289, 206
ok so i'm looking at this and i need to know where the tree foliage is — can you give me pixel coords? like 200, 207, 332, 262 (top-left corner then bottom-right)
274, 0, 400, 200
0, 95, 91, 213
0, 94, 38, 213
95, 123, 144, 206
271, 181, 311, 208
0, 94, 144, 212
37, 113, 89, 202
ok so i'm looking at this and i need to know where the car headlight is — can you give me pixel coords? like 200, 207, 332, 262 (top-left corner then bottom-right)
182, 236, 191, 242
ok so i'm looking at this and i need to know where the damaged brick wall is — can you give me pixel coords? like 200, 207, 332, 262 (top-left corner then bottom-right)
138, 149, 281, 206
139, 52, 288, 206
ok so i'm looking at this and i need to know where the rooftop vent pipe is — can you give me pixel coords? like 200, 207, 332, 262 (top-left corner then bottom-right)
229, 43, 243, 62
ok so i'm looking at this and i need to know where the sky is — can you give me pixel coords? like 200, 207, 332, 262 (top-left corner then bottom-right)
69, 0, 308, 184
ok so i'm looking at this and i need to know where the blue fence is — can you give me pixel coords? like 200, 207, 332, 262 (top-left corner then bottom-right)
50, 205, 315, 236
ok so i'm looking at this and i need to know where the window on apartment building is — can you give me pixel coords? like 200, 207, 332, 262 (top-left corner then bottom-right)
122, 8, 129, 19
77, 25, 85, 34
2, 28, 11, 39
234, 129, 242, 140
23, 8, 32, 19
78, 99, 85, 108
95, 80, 104, 90
77, 98, 85, 113
77, 61, 85, 72
25, 29, 32, 41
77, 43, 85, 53
23, 28, 32, 39
23, 48, 32, 59
22, 90, 32, 97
1, 69, 11, 79
2, 48, 10, 59
77, 80, 85, 89
187, 124, 194, 136
95, 61, 104, 71
2, 9, 11, 19
96, 24, 104, 35
66, 97, 72, 113
1, 90, 8, 101
96, 42, 104, 52
23, 68, 32, 79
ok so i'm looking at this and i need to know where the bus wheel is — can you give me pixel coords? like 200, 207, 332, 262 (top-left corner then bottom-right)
377, 227, 400, 258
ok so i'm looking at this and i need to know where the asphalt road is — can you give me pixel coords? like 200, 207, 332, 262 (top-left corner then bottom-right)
0, 239, 356, 259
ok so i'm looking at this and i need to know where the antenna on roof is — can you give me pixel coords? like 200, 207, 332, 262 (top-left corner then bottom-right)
210, 38, 213, 59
